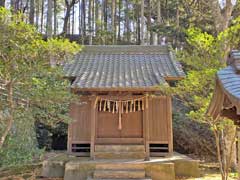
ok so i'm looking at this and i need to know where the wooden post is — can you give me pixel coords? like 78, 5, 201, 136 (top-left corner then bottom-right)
167, 96, 173, 155
238, 129, 240, 180
67, 102, 74, 154
67, 124, 72, 153
90, 96, 97, 159
145, 96, 150, 160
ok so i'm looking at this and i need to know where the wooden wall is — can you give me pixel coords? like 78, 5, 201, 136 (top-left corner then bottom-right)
148, 96, 173, 152
68, 97, 92, 151
68, 95, 173, 155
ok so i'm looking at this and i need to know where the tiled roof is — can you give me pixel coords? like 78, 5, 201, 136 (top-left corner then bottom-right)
217, 65, 240, 100
64, 45, 185, 90
228, 50, 240, 72
208, 50, 240, 121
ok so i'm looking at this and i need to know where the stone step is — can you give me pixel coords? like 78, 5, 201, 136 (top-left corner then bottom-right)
88, 178, 151, 180
95, 163, 145, 170
95, 145, 145, 152
94, 152, 146, 159
93, 170, 146, 179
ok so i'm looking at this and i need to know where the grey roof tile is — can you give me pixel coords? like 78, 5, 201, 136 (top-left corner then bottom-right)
217, 65, 240, 99
64, 45, 185, 89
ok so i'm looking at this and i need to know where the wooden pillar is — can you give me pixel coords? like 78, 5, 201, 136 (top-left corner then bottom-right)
67, 124, 72, 153
90, 96, 97, 159
67, 102, 74, 154
167, 96, 173, 155
145, 96, 150, 160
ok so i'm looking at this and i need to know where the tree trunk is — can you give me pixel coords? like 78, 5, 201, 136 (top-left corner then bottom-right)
157, 0, 161, 44
140, 0, 144, 45
111, 0, 116, 44
63, 6, 70, 34
53, 0, 57, 35
62, 0, 77, 35
10, 0, 15, 11
237, 130, 240, 180
213, 130, 225, 180
0, 0, 5, 7
175, 0, 179, 47
46, 0, 52, 38
95, 0, 99, 35
224, 125, 237, 171
103, 0, 107, 32
78, 0, 81, 36
92, 0, 95, 38
72, 4, 75, 34
0, 81, 14, 149
103, 0, 107, 44
88, 0, 92, 45
209, 0, 234, 33
125, 0, 130, 43
36, 0, 40, 30
40, 0, 44, 33
147, 0, 152, 44
29, 0, 34, 24
63, 1, 72, 35
81, 0, 86, 43
208, 0, 234, 63
137, 2, 140, 45
118, 0, 121, 42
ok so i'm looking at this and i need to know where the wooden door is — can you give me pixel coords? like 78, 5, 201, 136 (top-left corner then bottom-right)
96, 111, 143, 144
121, 111, 143, 138
97, 112, 120, 138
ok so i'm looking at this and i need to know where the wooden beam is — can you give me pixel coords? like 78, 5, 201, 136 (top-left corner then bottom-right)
165, 77, 185, 81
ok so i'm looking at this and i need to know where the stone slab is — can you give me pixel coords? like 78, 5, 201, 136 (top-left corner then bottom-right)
174, 159, 200, 178
145, 162, 175, 180
95, 162, 145, 170
41, 154, 70, 178
94, 152, 146, 159
64, 161, 96, 180
94, 170, 145, 179
41, 160, 65, 178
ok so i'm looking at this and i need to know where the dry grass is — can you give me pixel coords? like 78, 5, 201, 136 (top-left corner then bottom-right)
176, 163, 238, 180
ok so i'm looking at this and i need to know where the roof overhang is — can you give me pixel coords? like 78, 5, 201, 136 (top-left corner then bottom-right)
207, 67, 240, 123
71, 86, 162, 93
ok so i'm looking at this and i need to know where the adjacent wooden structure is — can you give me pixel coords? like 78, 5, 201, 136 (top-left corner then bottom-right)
208, 50, 240, 177
64, 45, 185, 159
208, 50, 240, 124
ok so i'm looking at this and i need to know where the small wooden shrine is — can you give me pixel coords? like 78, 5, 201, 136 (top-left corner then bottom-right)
208, 50, 240, 124
64, 45, 185, 159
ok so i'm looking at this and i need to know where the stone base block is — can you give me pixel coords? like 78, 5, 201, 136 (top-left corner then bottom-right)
145, 163, 175, 180
174, 159, 200, 177
41, 160, 65, 178
64, 161, 95, 180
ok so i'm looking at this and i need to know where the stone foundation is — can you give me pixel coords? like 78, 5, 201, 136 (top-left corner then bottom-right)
41, 152, 200, 180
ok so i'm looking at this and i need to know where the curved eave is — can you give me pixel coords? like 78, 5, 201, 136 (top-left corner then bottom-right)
217, 66, 240, 115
